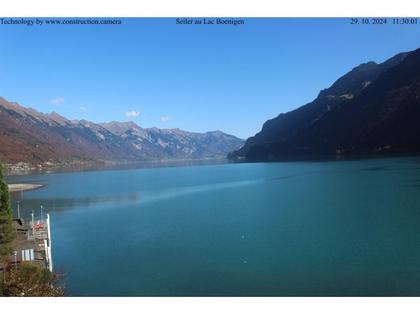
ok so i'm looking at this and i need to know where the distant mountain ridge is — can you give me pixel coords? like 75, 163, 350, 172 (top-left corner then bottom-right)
99, 121, 244, 160
0, 97, 244, 166
229, 48, 420, 161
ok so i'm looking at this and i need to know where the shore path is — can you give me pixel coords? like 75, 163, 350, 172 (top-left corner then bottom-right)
8, 183, 45, 192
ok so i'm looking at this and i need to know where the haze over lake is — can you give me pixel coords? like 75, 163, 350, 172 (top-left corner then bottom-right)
8, 158, 420, 296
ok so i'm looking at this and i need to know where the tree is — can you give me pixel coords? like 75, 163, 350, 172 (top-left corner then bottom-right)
0, 164, 16, 260
0, 263, 64, 296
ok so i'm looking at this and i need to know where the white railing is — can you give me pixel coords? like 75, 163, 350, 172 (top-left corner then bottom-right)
26, 212, 53, 272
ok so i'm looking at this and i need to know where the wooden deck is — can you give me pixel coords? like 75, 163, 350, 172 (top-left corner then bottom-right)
4, 215, 53, 271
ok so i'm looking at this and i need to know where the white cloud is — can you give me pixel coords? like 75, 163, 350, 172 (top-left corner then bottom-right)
160, 116, 171, 122
50, 97, 65, 106
125, 110, 140, 118
80, 106, 87, 112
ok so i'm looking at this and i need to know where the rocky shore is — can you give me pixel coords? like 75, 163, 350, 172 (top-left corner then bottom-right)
7, 183, 45, 192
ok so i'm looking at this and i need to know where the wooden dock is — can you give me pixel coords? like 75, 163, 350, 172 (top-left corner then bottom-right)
8, 213, 53, 272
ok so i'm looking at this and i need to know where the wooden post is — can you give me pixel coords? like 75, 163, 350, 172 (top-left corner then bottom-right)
31, 210, 35, 237
46, 213, 53, 272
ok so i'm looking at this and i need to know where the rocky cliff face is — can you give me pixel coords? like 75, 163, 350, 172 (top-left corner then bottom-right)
229, 49, 420, 161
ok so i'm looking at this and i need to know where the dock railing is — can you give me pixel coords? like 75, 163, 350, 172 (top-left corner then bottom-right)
26, 212, 53, 272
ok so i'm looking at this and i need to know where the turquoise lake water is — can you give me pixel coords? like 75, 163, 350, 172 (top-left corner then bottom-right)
8, 157, 420, 296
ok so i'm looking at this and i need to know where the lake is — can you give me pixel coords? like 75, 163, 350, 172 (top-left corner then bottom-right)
8, 157, 420, 296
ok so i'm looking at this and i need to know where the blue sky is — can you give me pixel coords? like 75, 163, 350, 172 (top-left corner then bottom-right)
0, 18, 419, 139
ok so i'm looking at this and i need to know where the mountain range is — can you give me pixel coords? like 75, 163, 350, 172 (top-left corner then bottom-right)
0, 96, 244, 167
3, 48, 420, 169
229, 48, 420, 161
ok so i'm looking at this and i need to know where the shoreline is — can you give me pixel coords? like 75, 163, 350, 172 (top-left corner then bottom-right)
8, 183, 45, 192
5, 158, 229, 176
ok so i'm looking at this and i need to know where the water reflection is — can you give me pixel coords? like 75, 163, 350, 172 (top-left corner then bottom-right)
10, 192, 141, 218
10, 174, 294, 218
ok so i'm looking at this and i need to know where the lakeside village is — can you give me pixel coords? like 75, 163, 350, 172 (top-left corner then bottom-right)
4, 160, 104, 176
